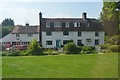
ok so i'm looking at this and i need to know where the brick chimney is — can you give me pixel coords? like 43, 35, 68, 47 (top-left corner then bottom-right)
25, 23, 29, 26
82, 12, 87, 21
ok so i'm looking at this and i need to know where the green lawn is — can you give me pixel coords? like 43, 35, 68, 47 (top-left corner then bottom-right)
2, 53, 118, 78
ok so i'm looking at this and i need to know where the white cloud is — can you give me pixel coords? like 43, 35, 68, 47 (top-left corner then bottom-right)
0, 2, 40, 25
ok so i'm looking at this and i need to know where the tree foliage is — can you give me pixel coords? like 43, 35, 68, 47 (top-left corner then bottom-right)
1, 26, 13, 38
1, 18, 15, 26
26, 39, 42, 55
101, 2, 120, 36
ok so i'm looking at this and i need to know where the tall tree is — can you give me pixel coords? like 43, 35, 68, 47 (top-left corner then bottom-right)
101, 2, 120, 36
1, 18, 15, 26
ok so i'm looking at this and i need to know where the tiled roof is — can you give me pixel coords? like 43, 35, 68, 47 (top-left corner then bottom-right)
11, 18, 103, 34
41, 18, 103, 31
11, 25, 39, 34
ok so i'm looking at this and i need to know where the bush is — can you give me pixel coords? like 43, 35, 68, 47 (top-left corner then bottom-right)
43, 49, 58, 55
64, 42, 79, 54
20, 50, 28, 56
80, 46, 95, 54
25, 39, 42, 55
109, 45, 119, 52
99, 44, 110, 49
8, 49, 21, 56
2, 51, 8, 56
77, 46, 83, 53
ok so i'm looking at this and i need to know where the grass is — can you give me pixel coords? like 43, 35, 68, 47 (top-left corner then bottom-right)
2, 53, 118, 78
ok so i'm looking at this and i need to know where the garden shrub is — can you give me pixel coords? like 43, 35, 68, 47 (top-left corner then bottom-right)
2, 51, 8, 56
77, 46, 83, 53
64, 42, 79, 54
80, 46, 95, 54
43, 49, 58, 55
99, 44, 110, 49
109, 45, 119, 52
25, 39, 43, 55
20, 50, 28, 56
8, 49, 21, 56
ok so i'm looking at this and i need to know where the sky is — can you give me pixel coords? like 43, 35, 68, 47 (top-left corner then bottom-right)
0, 0, 103, 25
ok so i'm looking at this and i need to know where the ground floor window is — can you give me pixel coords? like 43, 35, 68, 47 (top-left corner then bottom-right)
63, 40, 73, 45
77, 40, 83, 46
12, 42, 29, 45
95, 39, 99, 45
46, 41, 52, 45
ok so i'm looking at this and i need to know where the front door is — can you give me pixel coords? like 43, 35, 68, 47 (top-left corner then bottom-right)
56, 40, 60, 48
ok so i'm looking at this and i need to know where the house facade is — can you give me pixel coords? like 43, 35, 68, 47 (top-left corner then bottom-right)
40, 12, 104, 48
0, 12, 104, 48
0, 24, 39, 47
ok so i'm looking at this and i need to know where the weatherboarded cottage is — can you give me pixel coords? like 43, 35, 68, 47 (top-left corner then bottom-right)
0, 12, 104, 48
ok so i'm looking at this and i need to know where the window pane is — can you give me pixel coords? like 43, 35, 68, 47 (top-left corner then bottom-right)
28, 33, 33, 37
95, 39, 99, 45
46, 41, 52, 45
63, 40, 69, 45
54, 22, 61, 27
95, 32, 99, 36
78, 31, 81, 36
77, 40, 83, 46
46, 22, 50, 27
65, 22, 69, 27
74, 22, 77, 27
46, 31, 52, 36
16, 34, 20, 37
63, 31, 69, 35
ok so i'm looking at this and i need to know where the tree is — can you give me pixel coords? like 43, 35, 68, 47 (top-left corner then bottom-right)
1, 18, 14, 26
1, 26, 13, 38
101, 2, 120, 36
26, 39, 42, 55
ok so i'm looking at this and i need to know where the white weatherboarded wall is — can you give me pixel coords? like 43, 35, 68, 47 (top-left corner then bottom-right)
42, 31, 104, 48
0, 33, 39, 45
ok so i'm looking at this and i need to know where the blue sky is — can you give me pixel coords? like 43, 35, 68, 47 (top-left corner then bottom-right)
0, 1, 103, 25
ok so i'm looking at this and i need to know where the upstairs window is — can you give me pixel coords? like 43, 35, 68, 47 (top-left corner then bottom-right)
54, 22, 61, 27
46, 22, 50, 27
46, 31, 52, 36
95, 32, 99, 37
74, 22, 80, 27
65, 22, 69, 27
63, 31, 69, 36
16, 33, 20, 37
28, 33, 33, 37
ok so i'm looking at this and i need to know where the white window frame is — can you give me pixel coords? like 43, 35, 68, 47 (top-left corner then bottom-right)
16, 33, 20, 37
28, 33, 33, 37
46, 41, 52, 45
74, 22, 80, 27
54, 22, 61, 27
65, 22, 69, 27
95, 39, 99, 45
46, 22, 50, 27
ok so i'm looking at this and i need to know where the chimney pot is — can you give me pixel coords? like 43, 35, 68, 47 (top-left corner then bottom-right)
82, 12, 87, 21
25, 23, 29, 26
